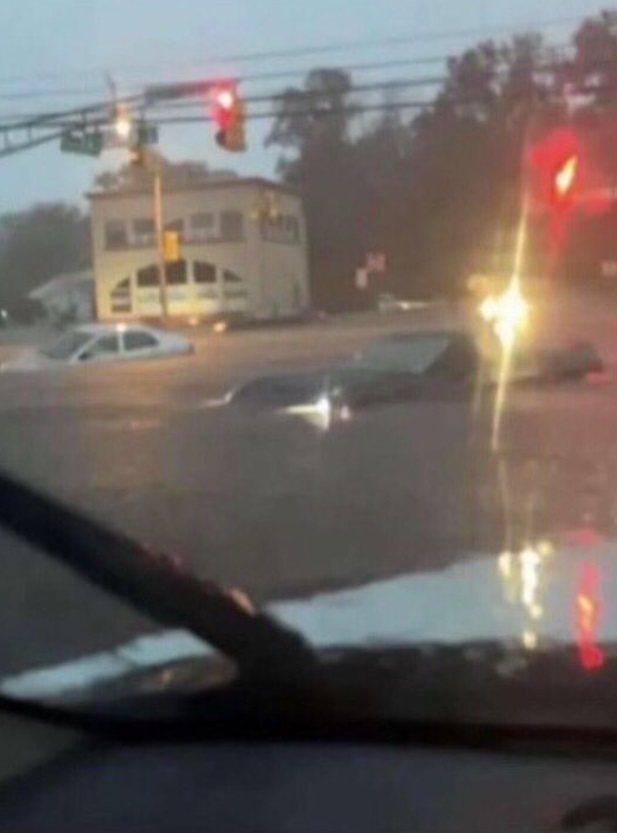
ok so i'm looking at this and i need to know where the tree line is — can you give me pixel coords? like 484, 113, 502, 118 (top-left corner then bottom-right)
0, 10, 616, 312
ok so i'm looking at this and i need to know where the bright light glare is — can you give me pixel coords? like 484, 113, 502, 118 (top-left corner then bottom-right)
284, 394, 337, 432
114, 113, 132, 140
216, 89, 235, 110
555, 154, 578, 198
479, 278, 529, 350
315, 395, 332, 422
520, 546, 540, 609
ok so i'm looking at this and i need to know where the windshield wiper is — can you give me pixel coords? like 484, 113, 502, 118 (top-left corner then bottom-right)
0, 468, 316, 685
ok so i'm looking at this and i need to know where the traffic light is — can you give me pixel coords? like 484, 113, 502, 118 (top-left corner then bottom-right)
553, 154, 579, 203
527, 127, 582, 214
163, 230, 181, 262
211, 84, 246, 152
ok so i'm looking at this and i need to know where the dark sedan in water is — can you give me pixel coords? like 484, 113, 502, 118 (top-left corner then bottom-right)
211, 329, 603, 418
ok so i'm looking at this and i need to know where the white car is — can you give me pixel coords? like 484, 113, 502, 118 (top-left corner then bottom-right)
2, 323, 194, 372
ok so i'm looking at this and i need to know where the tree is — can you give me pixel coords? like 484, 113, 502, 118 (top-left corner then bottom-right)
267, 69, 356, 164
0, 203, 89, 308
267, 69, 369, 309
266, 35, 555, 308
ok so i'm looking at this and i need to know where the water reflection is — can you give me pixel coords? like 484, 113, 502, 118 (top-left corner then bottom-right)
491, 447, 612, 668
497, 540, 553, 652
575, 562, 605, 670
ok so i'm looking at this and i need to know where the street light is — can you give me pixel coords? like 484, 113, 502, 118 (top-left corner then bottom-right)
113, 105, 133, 141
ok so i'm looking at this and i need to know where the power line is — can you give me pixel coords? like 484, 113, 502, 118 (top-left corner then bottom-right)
152, 101, 433, 126
0, 25, 580, 114
0, 41, 573, 107
0, 49, 595, 132
0, 13, 586, 92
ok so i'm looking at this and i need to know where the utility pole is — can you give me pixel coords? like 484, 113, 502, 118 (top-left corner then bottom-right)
152, 158, 169, 324
131, 144, 168, 325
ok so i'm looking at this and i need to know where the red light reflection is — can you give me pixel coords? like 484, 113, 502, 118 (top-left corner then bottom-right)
575, 563, 605, 671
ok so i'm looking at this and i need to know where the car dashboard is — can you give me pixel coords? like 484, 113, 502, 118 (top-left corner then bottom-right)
0, 711, 616, 832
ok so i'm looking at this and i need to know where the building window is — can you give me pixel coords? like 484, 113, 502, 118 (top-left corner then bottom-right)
220, 210, 243, 241
285, 216, 301, 242
136, 265, 159, 288
105, 220, 128, 250
190, 212, 215, 241
110, 277, 132, 314
223, 269, 242, 283
124, 330, 159, 351
133, 218, 155, 246
194, 261, 217, 284
165, 260, 187, 285
261, 214, 300, 244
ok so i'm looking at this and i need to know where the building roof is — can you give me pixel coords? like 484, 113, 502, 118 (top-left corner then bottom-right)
29, 269, 93, 301
88, 176, 300, 202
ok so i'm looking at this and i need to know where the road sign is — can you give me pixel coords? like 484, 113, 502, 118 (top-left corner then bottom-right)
60, 130, 104, 157
356, 268, 368, 290
366, 252, 386, 272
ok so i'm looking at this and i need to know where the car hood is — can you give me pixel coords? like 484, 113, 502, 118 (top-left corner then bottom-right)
2, 529, 612, 703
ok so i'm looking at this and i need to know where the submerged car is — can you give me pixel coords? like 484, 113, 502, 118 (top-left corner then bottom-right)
213, 329, 604, 418
1, 323, 194, 372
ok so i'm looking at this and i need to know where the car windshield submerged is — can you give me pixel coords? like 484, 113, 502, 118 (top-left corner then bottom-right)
355, 334, 452, 373
42, 330, 90, 361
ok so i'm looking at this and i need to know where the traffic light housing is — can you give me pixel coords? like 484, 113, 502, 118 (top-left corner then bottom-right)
553, 154, 579, 204
163, 230, 181, 262
211, 84, 246, 152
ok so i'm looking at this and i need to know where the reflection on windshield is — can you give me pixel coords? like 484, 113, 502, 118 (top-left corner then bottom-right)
43, 331, 90, 361
498, 541, 553, 653
575, 562, 605, 671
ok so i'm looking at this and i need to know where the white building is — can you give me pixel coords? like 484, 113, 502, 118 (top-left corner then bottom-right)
88, 175, 310, 324
29, 269, 95, 323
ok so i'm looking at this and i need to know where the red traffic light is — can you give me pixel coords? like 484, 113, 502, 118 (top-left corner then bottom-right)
210, 83, 238, 130
527, 127, 583, 214
554, 154, 579, 202
209, 82, 246, 152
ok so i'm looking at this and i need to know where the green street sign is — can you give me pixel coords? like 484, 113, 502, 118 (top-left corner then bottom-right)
136, 122, 159, 146
60, 130, 104, 157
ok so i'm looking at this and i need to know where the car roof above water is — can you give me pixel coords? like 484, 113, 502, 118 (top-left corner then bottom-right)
74, 323, 153, 338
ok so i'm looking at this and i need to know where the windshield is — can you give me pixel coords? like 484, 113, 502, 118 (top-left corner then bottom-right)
42, 331, 91, 361
356, 334, 451, 373
1, 0, 616, 733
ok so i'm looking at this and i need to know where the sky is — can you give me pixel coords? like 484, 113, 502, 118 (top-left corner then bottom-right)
0, 0, 610, 213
